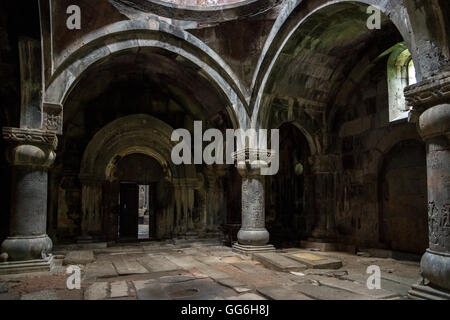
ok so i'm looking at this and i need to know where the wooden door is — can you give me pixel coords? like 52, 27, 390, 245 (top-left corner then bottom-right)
119, 183, 139, 240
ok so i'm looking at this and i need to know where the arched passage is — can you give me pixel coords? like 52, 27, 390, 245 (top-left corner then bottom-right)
76, 114, 198, 242
44, 20, 250, 131
250, 1, 430, 249
265, 123, 314, 247
378, 139, 427, 254
252, 1, 411, 131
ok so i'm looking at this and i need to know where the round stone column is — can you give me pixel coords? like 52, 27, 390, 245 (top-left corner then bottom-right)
405, 71, 450, 299
238, 169, 269, 245
417, 104, 450, 295
1, 128, 57, 261
232, 148, 275, 254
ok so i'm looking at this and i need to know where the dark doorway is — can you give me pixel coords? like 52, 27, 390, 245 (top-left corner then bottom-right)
266, 123, 313, 247
379, 139, 428, 254
119, 183, 139, 241
115, 154, 165, 241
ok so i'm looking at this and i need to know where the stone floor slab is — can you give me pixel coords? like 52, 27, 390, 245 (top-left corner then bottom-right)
225, 293, 266, 300
342, 274, 413, 297
284, 252, 342, 269
112, 258, 149, 275
63, 250, 95, 265
85, 262, 117, 280
192, 262, 231, 281
164, 255, 199, 269
135, 278, 235, 300
308, 275, 399, 299
216, 278, 252, 294
138, 255, 180, 272
0, 292, 20, 300
256, 286, 313, 300
110, 281, 129, 298
159, 275, 197, 283
21, 289, 58, 300
253, 252, 307, 272
84, 282, 108, 300
291, 282, 375, 300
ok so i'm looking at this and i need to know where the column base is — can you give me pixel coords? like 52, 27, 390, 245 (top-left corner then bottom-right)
408, 283, 450, 300
232, 243, 275, 256
0, 255, 55, 275
1, 235, 53, 261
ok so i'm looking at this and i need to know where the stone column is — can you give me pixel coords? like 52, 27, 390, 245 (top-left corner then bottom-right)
405, 71, 450, 299
232, 149, 275, 254
0, 128, 57, 271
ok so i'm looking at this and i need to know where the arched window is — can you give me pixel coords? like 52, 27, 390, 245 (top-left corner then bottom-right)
407, 57, 417, 86
387, 43, 417, 122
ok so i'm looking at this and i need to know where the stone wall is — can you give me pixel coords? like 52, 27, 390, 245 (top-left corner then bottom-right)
331, 56, 427, 253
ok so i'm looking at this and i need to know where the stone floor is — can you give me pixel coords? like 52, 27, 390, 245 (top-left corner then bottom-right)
0, 240, 420, 300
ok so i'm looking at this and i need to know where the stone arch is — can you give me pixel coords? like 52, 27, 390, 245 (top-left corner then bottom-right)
44, 20, 250, 131
78, 114, 198, 240
112, 0, 280, 23
272, 118, 321, 156
326, 41, 409, 132
365, 125, 422, 177
250, 0, 416, 130
80, 114, 196, 182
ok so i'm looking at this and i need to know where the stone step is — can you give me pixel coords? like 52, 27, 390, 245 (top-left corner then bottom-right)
283, 251, 342, 269
252, 252, 307, 272
0, 256, 55, 275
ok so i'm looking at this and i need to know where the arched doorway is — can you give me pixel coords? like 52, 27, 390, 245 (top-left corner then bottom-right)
113, 153, 165, 241
379, 139, 428, 254
75, 114, 200, 243
266, 123, 313, 247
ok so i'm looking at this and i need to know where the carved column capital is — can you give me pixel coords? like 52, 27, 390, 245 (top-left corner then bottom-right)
2, 127, 57, 168
43, 103, 63, 135
404, 70, 450, 121
233, 148, 276, 177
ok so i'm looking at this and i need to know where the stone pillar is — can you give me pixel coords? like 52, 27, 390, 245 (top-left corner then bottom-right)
0, 128, 56, 271
232, 149, 275, 254
405, 71, 450, 299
